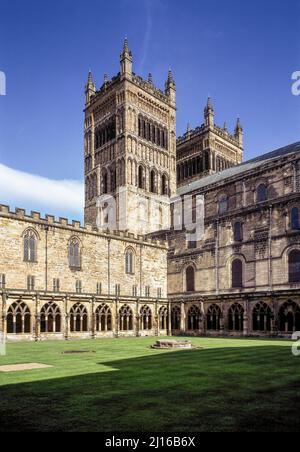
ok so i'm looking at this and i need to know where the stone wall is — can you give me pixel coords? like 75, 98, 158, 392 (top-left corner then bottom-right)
0, 205, 168, 298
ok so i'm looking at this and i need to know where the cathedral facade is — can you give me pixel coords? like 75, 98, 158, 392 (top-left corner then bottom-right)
0, 41, 299, 341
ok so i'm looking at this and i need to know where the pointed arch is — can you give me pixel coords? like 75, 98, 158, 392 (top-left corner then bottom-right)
228, 303, 244, 331
289, 249, 300, 283
252, 302, 272, 332
171, 305, 181, 330
150, 169, 157, 193
187, 305, 201, 331
68, 236, 82, 270
158, 306, 169, 330
7, 302, 31, 334
125, 247, 135, 275
119, 305, 133, 331
232, 258, 243, 288
186, 266, 195, 292
23, 228, 38, 262
140, 305, 152, 330
40, 302, 61, 333
207, 304, 221, 331
70, 303, 88, 332
279, 301, 300, 333
95, 304, 112, 332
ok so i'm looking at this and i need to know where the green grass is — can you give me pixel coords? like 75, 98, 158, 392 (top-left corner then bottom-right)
0, 336, 299, 432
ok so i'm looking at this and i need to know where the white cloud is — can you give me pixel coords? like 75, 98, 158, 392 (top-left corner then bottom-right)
0, 163, 84, 220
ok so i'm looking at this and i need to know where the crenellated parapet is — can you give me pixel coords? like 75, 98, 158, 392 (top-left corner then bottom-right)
0, 204, 168, 249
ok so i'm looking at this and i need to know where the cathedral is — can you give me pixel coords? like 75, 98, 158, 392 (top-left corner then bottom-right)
0, 40, 300, 341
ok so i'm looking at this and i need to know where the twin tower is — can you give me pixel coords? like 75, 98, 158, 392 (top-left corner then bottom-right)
84, 39, 243, 235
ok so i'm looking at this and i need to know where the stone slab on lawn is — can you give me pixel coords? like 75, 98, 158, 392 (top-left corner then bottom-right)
0, 363, 53, 372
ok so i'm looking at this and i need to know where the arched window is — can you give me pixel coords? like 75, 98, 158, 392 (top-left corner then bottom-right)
219, 195, 228, 215
70, 303, 88, 332
289, 250, 300, 283
207, 304, 221, 331
279, 301, 300, 333
138, 166, 144, 189
102, 170, 108, 194
110, 168, 116, 191
232, 259, 243, 288
161, 174, 168, 196
95, 304, 112, 332
150, 170, 156, 193
119, 305, 133, 331
204, 151, 210, 171
188, 305, 201, 331
171, 306, 181, 330
159, 306, 169, 330
125, 249, 135, 275
228, 303, 244, 331
291, 207, 300, 230
257, 184, 268, 203
186, 266, 195, 292
7, 302, 31, 334
40, 302, 61, 333
252, 302, 272, 332
234, 222, 243, 242
69, 238, 81, 270
24, 229, 37, 262
140, 305, 152, 330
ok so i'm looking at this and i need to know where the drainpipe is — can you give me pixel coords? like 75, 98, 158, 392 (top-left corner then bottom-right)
108, 239, 111, 296
44, 226, 49, 292
215, 220, 219, 295
268, 206, 273, 292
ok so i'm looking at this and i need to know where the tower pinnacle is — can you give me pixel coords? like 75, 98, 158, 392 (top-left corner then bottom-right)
85, 70, 96, 104
204, 97, 214, 127
234, 118, 243, 147
165, 69, 176, 106
120, 38, 133, 76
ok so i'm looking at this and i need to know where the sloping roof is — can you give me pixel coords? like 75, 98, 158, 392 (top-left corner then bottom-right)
178, 141, 300, 196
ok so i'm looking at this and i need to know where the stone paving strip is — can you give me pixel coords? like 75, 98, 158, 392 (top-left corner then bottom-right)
0, 363, 53, 372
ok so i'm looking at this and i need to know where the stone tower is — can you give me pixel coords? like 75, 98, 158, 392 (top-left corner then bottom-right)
176, 98, 243, 187
84, 39, 177, 235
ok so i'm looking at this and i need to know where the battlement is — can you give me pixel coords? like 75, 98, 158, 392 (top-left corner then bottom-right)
132, 74, 169, 104
177, 123, 241, 147
0, 204, 168, 249
88, 72, 170, 107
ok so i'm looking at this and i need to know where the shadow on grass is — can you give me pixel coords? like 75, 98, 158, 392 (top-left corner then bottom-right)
0, 345, 299, 432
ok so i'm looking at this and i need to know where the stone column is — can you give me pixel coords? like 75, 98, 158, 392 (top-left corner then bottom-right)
1, 292, 7, 338
115, 298, 119, 338
167, 302, 172, 336
90, 298, 96, 339
271, 297, 278, 336
34, 294, 41, 342
155, 300, 159, 337
180, 301, 186, 333
64, 296, 70, 340
135, 300, 140, 337
220, 301, 226, 335
243, 299, 249, 337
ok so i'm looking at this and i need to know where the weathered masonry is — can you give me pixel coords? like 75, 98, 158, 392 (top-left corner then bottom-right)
0, 206, 170, 341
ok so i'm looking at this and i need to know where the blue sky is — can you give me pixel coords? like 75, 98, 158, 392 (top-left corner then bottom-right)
0, 0, 299, 220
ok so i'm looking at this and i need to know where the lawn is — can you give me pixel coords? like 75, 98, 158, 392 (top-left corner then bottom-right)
0, 336, 299, 432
